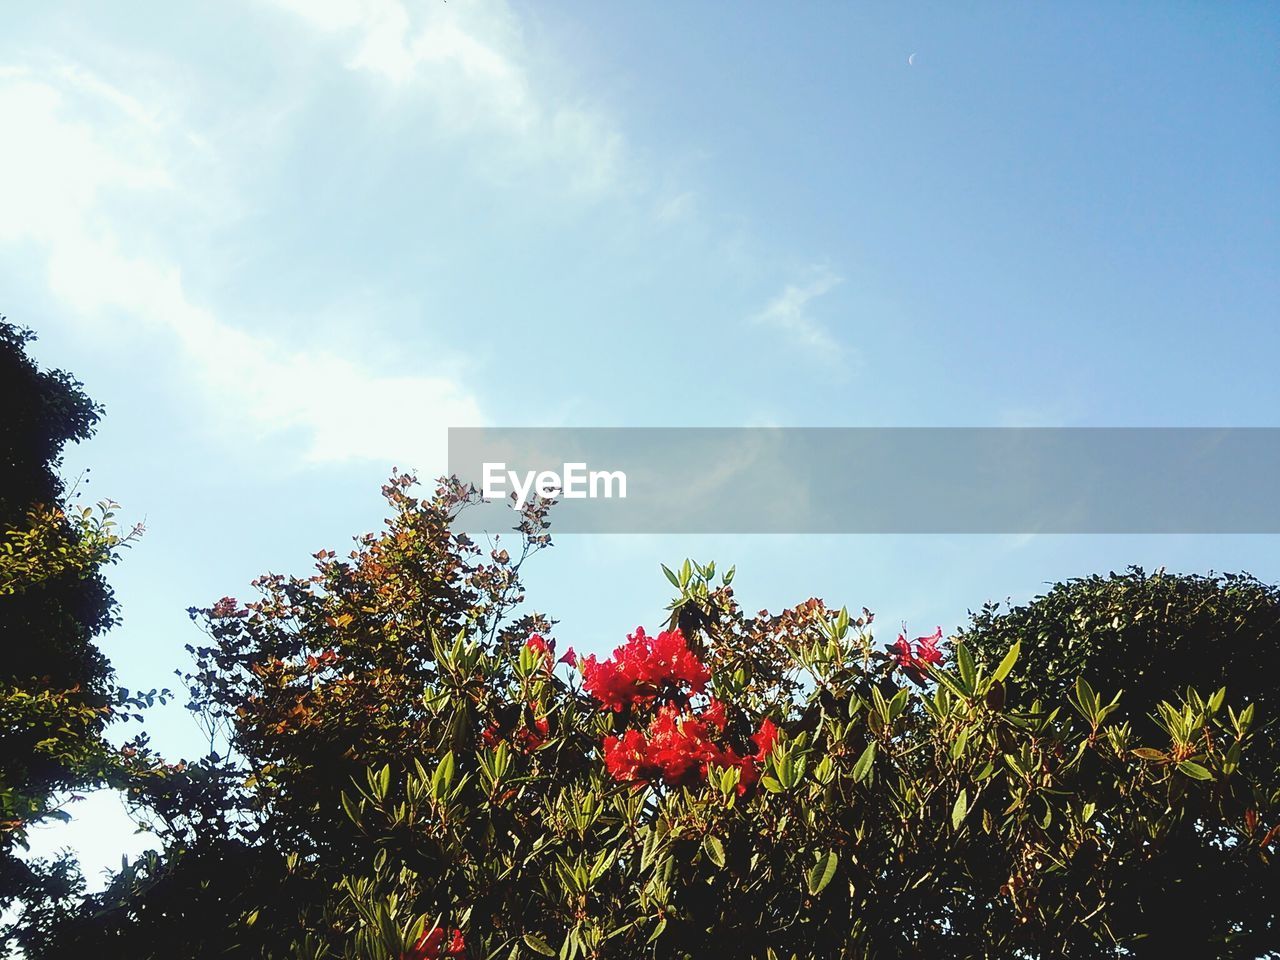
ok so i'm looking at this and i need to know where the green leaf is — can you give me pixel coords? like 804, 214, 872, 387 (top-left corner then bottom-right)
1224, 740, 1243, 775
647, 917, 667, 943
807, 850, 838, 895
431, 751, 455, 796
661, 564, 680, 588
956, 643, 976, 691
887, 688, 911, 721
1177, 760, 1214, 781
702, 834, 726, 868
993, 640, 1020, 682
851, 741, 876, 783
523, 934, 556, 956
934, 670, 970, 702
1073, 677, 1096, 717
1131, 747, 1166, 761
952, 789, 969, 831
339, 791, 360, 824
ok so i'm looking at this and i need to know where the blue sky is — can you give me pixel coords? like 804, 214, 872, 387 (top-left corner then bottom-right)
2, 1, 1278, 883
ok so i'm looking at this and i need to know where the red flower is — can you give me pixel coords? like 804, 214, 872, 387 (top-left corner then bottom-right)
914, 627, 944, 669
890, 625, 945, 684
517, 709, 551, 751
581, 660, 637, 713
401, 926, 465, 960
645, 705, 722, 786
525, 633, 550, 658
602, 728, 652, 783
889, 634, 916, 671
729, 718, 779, 794
589, 628, 777, 794
582, 627, 710, 712
752, 717, 778, 757
524, 634, 576, 670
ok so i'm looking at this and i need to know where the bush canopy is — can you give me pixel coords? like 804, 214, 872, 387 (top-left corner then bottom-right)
10, 474, 1276, 959
2, 325, 1277, 958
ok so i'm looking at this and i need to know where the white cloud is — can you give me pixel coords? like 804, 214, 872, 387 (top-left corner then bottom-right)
0, 73, 171, 250
266, 0, 623, 194
0, 63, 482, 469
753, 267, 845, 358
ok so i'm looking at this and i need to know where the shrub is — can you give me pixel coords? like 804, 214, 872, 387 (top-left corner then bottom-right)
24, 476, 1273, 959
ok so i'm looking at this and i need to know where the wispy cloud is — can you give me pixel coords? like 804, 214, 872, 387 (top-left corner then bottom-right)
265, 0, 624, 195
0, 63, 482, 469
752, 267, 845, 358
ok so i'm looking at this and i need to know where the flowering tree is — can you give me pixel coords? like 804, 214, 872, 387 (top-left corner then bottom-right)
19, 476, 1280, 959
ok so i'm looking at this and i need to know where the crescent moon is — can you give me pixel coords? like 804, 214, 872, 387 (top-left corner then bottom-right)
908, 53, 916, 66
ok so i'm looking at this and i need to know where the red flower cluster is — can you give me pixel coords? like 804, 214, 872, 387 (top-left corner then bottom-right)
585, 627, 777, 794
890, 625, 945, 685
602, 705, 777, 793
582, 627, 710, 712
602, 703, 721, 787
401, 926, 465, 960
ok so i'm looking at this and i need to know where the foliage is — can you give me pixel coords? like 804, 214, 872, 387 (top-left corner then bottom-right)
0, 318, 161, 937
20, 477, 1277, 959
959, 567, 1280, 770
0, 319, 102, 524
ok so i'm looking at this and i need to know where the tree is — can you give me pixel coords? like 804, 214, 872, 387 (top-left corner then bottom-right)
959, 567, 1280, 769
24, 477, 1277, 958
0, 318, 158, 932
959, 567, 1280, 955
0, 319, 102, 524
13, 474, 553, 957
